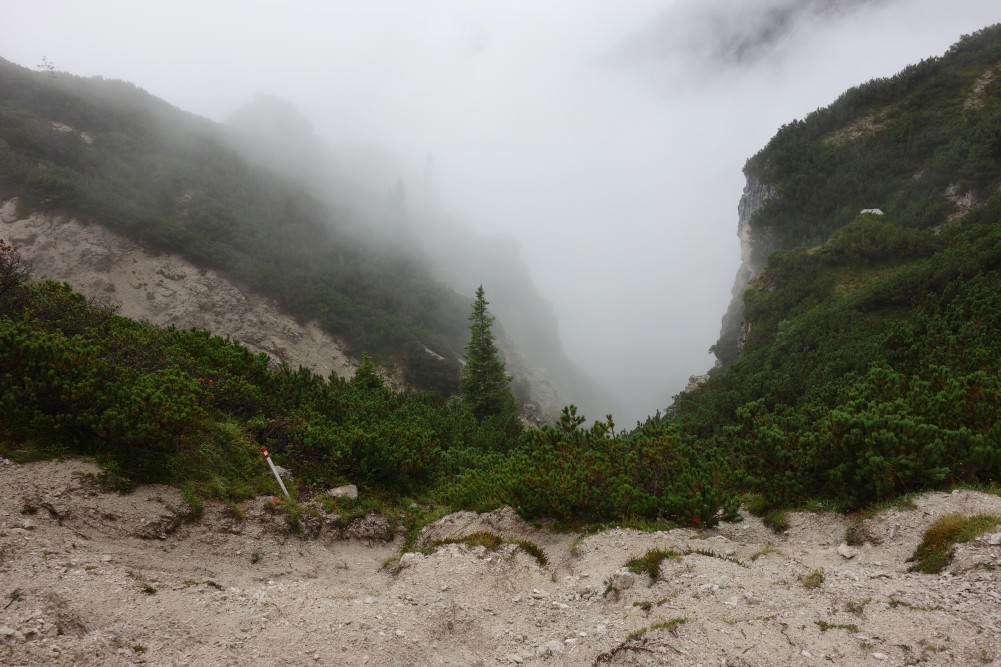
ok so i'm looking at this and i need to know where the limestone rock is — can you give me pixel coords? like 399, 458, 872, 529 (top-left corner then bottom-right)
328, 484, 358, 500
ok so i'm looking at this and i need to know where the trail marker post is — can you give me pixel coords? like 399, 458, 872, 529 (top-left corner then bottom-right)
261, 447, 291, 499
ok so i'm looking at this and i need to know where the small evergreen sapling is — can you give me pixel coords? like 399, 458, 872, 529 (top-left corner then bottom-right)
460, 286, 518, 421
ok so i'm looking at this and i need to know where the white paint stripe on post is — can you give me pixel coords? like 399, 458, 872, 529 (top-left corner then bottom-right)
261, 447, 291, 499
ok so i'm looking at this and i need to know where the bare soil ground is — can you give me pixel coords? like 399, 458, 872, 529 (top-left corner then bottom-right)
0, 200, 356, 381
2, 457, 1000, 667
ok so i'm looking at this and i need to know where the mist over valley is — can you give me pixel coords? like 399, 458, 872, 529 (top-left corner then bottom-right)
4, 0, 1000, 423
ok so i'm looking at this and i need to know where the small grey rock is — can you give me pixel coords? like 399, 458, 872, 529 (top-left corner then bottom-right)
536, 640, 564, 657
328, 484, 358, 500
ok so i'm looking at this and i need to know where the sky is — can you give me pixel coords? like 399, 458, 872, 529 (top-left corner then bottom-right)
3, 0, 1001, 423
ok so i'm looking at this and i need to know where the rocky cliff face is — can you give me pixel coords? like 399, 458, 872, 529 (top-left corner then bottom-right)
712, 171, 775, 366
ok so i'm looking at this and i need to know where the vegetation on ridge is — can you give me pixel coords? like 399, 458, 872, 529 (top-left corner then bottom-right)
3, 25, 1001, 527
0, 240, 735, 524
672, 24, 1001, 511
0, 57, 466, 394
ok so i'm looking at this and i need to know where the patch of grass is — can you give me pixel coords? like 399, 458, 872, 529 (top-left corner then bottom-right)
743, 493, 770, 517
224, 499, 244, 521
801, 569, 825, 589
432, 531, 503, 550
815, 620, 859, 633
627, 617, 688, 641
624, 627, 647, 642
0, 438, 66, 463
855, 492, 920, 522
511, 539, 549, 567
625, 548, 682, 584
633, 601, 653, 613
139, 582, 157, 595
750, 544, 781, 561
846, 598, 871, 617
179, 483, 203, 520
907, 513, 1000, 574
6, 589, 21, 603
569, 533, 587, 558
889, 599, 935, 611
204, 580, 224, 590
250, 552, 261, 564
430, 532, 550, 568
763, 509, 790, 533
182, 579, 199, 586
956, 482, 1001, 499
133, 644, 147, 654
20, 502, 38, 515
651, 617, 688, 632
685, 548, 746, 567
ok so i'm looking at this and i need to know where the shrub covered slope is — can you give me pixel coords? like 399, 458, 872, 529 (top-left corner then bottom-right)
676, 25, 1001, 510
0, 58, 466, 394
2, 26, 1001, 523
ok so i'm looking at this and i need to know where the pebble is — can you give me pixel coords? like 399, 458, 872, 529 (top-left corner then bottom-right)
536, 640, 564, 657
872, 653, 888, 660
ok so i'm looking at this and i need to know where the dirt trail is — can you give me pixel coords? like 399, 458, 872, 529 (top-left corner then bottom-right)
2, 457, 1000, 666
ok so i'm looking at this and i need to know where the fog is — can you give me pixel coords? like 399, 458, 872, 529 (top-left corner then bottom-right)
4, 0, 999, 424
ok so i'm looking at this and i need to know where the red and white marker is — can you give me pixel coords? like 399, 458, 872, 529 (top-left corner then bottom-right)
261, 447, 291, 499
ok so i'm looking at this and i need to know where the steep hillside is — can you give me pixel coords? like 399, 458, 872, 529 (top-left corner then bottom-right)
0, 57, 600, 414
0, 57, 465, 395
670, 25, 1001, 508
0, 200, 356, 381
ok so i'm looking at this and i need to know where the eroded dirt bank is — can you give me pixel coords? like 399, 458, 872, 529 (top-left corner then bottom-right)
1, 457, 1000, 667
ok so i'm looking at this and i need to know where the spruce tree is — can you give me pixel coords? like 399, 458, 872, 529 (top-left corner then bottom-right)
461, 286, 518, 421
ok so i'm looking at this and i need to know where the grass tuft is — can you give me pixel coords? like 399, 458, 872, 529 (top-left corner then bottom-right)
907, 513, 1000, 574
625, 548, 682, 584
801, 569, 825, 589
815, 620, 859, 633
846, 597, 871, 617
512, 539, 549, 567
430, 532, 550, 568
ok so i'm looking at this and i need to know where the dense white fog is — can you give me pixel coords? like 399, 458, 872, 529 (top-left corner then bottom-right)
3, 0, 1000, 423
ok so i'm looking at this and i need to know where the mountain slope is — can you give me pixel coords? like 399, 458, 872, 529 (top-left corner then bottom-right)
0, 200, 355, 380
669, 24, 1001, 509
0, 57, 469, 394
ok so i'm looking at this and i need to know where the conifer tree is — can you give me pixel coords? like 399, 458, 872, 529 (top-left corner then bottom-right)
461, 286, 518, 421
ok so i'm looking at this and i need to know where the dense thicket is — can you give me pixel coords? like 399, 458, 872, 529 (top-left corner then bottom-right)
0, 240, 735, 523
678, 25, 1001, 510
